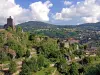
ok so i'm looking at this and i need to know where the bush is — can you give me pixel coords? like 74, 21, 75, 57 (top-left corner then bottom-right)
26, 50, 30, 58
20, 63, 32, 75
85, 64, 100, 75
9, 61, 17, 74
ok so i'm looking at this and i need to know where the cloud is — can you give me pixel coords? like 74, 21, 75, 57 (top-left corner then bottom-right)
82, 17, 99, 23
30, 1, 53, 21
0, 0, 53, 24
54, 0, 100, 24
64, 0, 72, 6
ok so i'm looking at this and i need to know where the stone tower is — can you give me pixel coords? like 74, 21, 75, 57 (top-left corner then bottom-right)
4, 16, 15, 29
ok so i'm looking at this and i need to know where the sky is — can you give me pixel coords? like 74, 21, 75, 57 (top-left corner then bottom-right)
0, 0, 100, 25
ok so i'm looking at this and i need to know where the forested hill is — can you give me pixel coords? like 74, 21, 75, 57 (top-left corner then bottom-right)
18, 21, 56, 31
18, 21, 100, 31
17, 21, 75, 31
77, 22, 100, 31
1, 21, 100, 31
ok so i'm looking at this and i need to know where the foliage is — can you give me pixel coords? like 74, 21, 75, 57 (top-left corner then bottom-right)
9, 61, 17, 74
6, 40, 24, 57
27, 57, 38, 72
69, 62, 79, 75
16, 26, 22, 32
6, 26, 13, 32
20, 62, 32, 75
20, 55, 50, 74
37, 39, 59, 62
1, 24, 100, 75
82, 57, 94, 64
26, 50, 30, 58
56, 58, 69, 74
37, 55, 45, 70
85, 63, 100, 75
0, 51, 11, 63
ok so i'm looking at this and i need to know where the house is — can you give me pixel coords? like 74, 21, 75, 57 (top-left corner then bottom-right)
57, 38, 79, 48
57, 39, 70, 48
84, 47, 97, 56
67, 38, 80, 44
63, 40, 70, 48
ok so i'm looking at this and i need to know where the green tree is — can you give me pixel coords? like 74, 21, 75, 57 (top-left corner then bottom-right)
69, 62, 79, 75
6, 26, 13, 32
27, 57, 38, 72
83, 44, 88, 50
29, 34, 35, 41
44, 58, 50, 68
97, 47, 100, 57
38, 39, 59, 62
26, 50, 30, 57
85, 64, 100, 75
20, 63, 32, 75
6, 40, 25, 57
37, 55, 45, 70
0, 34, 4, 47
16, 26, 22, 32
0, 52, 11, 63
9, 61, 17, 74
83, 57, 93, 64
56, 58, 69, 74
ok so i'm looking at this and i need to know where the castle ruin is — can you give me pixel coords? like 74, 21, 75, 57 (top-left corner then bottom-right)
4, 16, 15, 30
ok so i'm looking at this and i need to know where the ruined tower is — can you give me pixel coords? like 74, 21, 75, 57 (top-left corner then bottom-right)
4, 16, 15, 30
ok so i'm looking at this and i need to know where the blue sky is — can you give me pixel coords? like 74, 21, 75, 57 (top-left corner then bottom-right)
15, 0, 81, 14
15, 0, 85, 25
0, 0, 100, 25
15, 0, 66, 13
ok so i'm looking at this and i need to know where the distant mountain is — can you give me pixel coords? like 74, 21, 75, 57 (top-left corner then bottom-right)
18, 21, 56, 31
77, 22, 100, 31
0, 21, 100, 31
0, 25, 3, 29
18, 21, 75, 31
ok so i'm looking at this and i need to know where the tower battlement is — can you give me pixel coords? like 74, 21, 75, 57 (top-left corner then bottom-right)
4, 16, 15, 30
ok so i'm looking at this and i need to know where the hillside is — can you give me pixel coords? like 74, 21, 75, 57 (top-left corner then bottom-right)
18, 21, 100, 32
18, 21, 57, 31
1, 21, 100, 39
77, 22, 100, 31
18, 21, 75, 31
1, 24, 100, 75
1, 21, 100, 31
0, 28, 29, 58
16, 21, 100, 39
0, 29, 61, 75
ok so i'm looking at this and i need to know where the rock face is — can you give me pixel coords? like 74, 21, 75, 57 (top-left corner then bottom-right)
4, 45, 16, 59
4, 16, 15, 30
